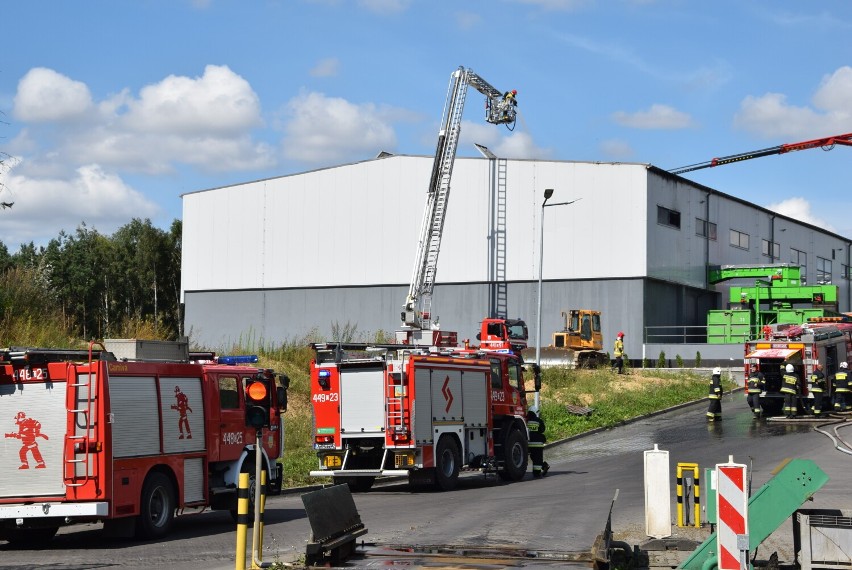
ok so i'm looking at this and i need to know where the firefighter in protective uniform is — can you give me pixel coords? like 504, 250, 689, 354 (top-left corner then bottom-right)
612, 332, 625, 374
745, 364, 765, 417
706, 367, 722, 421
833, 361, 850, 412
526, 408, 549, 478
781, 363, 799, 418
809, 363, 827, 416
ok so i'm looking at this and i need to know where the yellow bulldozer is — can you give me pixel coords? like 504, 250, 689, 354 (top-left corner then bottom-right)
521, 309, 610, 368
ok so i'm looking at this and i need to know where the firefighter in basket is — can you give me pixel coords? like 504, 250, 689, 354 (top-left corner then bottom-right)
526, 408, 549, 478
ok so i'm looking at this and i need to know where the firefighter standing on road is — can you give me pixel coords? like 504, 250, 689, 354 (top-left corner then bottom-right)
612, 332, 625, 374
746, 364, 765, 417
706, 367, 723, 421
809, 363, 827, 416
526, 408, 549, 478
833, 361, 850, 412
781, 363, 799, 418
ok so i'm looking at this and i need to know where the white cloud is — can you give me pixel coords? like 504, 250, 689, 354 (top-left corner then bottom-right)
513, 0, 591, 11
600, 139, 634, 159
767, 197, 835, 232
612, 104, 694, 129
123, 65, 263, 136
0, 163, 159, 248
459, 121, 552, 160
357, 0, 411, 14
282, 91, 397, 163
734, 66, 852, 138
310, 58, 340, 78
13, 68, 93, 123
455, 11, 481, 30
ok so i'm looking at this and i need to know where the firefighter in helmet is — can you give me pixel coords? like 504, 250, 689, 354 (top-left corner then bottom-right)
833, 361, 850, 412
745, 363, 765, 417
612, 332, 625, 374
706, 367, 722, 421
501, 89, 517, 121
781, 363, 799, 418
526, 407, 549, 478
809, 363, 827, 416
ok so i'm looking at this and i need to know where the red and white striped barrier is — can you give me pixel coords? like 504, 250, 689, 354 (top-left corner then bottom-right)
716, 457, 748, 570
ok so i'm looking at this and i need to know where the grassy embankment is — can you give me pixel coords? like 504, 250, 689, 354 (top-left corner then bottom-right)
256, 344, 737, 488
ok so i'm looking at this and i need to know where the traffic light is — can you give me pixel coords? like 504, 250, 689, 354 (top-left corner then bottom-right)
245, 372, 271, 429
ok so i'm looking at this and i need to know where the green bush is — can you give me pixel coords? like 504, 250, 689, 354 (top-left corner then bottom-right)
657, 350, 666, 369
695, 351, 702, 368
675, 354, 683, 368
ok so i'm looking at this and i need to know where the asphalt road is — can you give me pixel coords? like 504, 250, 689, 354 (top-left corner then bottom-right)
2, 392, 850, 569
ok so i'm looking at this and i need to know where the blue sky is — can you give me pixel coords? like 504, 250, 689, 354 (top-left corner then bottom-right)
2, 0, 852, 251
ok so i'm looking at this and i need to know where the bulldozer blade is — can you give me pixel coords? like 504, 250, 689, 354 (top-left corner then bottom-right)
521, 347, 608, 369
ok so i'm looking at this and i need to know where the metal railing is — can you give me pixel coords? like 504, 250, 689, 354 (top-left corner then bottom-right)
644, 325, 710, 344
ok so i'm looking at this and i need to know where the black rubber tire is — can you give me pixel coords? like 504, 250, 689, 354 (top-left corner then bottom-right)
499, 428, 528, 482
136, 472, 175, 539
434, 436, 460, 491
333, 475, 376, 493
0, 526, 58, 546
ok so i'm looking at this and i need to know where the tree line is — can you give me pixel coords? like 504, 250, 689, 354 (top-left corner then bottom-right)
0, 218, 182, 347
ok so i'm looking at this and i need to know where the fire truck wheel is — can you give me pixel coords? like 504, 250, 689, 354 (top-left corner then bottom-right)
0, 525, 58, 546
136, 472, 176, 539
498, 428, 528, 482
434, 436, 460, 491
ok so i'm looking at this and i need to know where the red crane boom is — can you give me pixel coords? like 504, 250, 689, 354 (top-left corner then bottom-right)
669, 132, 852, 175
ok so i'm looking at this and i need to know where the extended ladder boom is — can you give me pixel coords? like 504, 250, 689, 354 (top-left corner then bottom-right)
402, 67, 516, 330
669, 132, 852, 175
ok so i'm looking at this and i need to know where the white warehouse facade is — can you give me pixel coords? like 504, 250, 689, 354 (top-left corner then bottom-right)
181, 154, 852, 363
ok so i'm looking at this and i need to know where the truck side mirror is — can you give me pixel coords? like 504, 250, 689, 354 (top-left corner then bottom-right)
532, 364, 542, 392
476, 333, 481, 340
277, 387, 288, 412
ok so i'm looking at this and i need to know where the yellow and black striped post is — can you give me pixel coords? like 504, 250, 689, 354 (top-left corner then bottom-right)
676, 462, 700, 528
235, 472, 250, 570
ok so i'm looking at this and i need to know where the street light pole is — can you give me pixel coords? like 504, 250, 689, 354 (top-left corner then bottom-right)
534, 188, 580, 412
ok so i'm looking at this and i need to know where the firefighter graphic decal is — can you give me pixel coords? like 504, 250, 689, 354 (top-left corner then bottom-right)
170, 385, 193, 439
5, 411, 49, 469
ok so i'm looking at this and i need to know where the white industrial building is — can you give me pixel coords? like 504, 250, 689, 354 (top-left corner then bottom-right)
181, 153, 852, 362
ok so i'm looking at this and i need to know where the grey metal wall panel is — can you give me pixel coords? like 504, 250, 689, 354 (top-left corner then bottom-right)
161, 377, 206, 453
0, 380, 67, 497
183, 457, 205, 503
110, 376, 160, 458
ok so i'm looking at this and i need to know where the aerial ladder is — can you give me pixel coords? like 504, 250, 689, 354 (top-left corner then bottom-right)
669, 132, 852, 175
399, 67, 517, 344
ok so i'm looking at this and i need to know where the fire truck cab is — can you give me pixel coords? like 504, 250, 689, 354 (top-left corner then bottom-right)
0, 341, 287, 544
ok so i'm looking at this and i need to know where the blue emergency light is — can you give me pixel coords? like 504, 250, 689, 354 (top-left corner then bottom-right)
217, 355, 259, 365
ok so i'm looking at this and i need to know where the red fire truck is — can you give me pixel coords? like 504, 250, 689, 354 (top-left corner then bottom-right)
744, 322, 851, 415
0, 340, 287, 544
309, 342, 539, 492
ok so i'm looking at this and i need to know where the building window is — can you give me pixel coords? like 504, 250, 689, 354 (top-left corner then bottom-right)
761, 239, 780, 259
791, 247, 807, 284
730, 229, 749, 250
817, 257, 832, 284
657, 206, 681, 229
843, 264, 851, 280
696, 218, 716, 240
